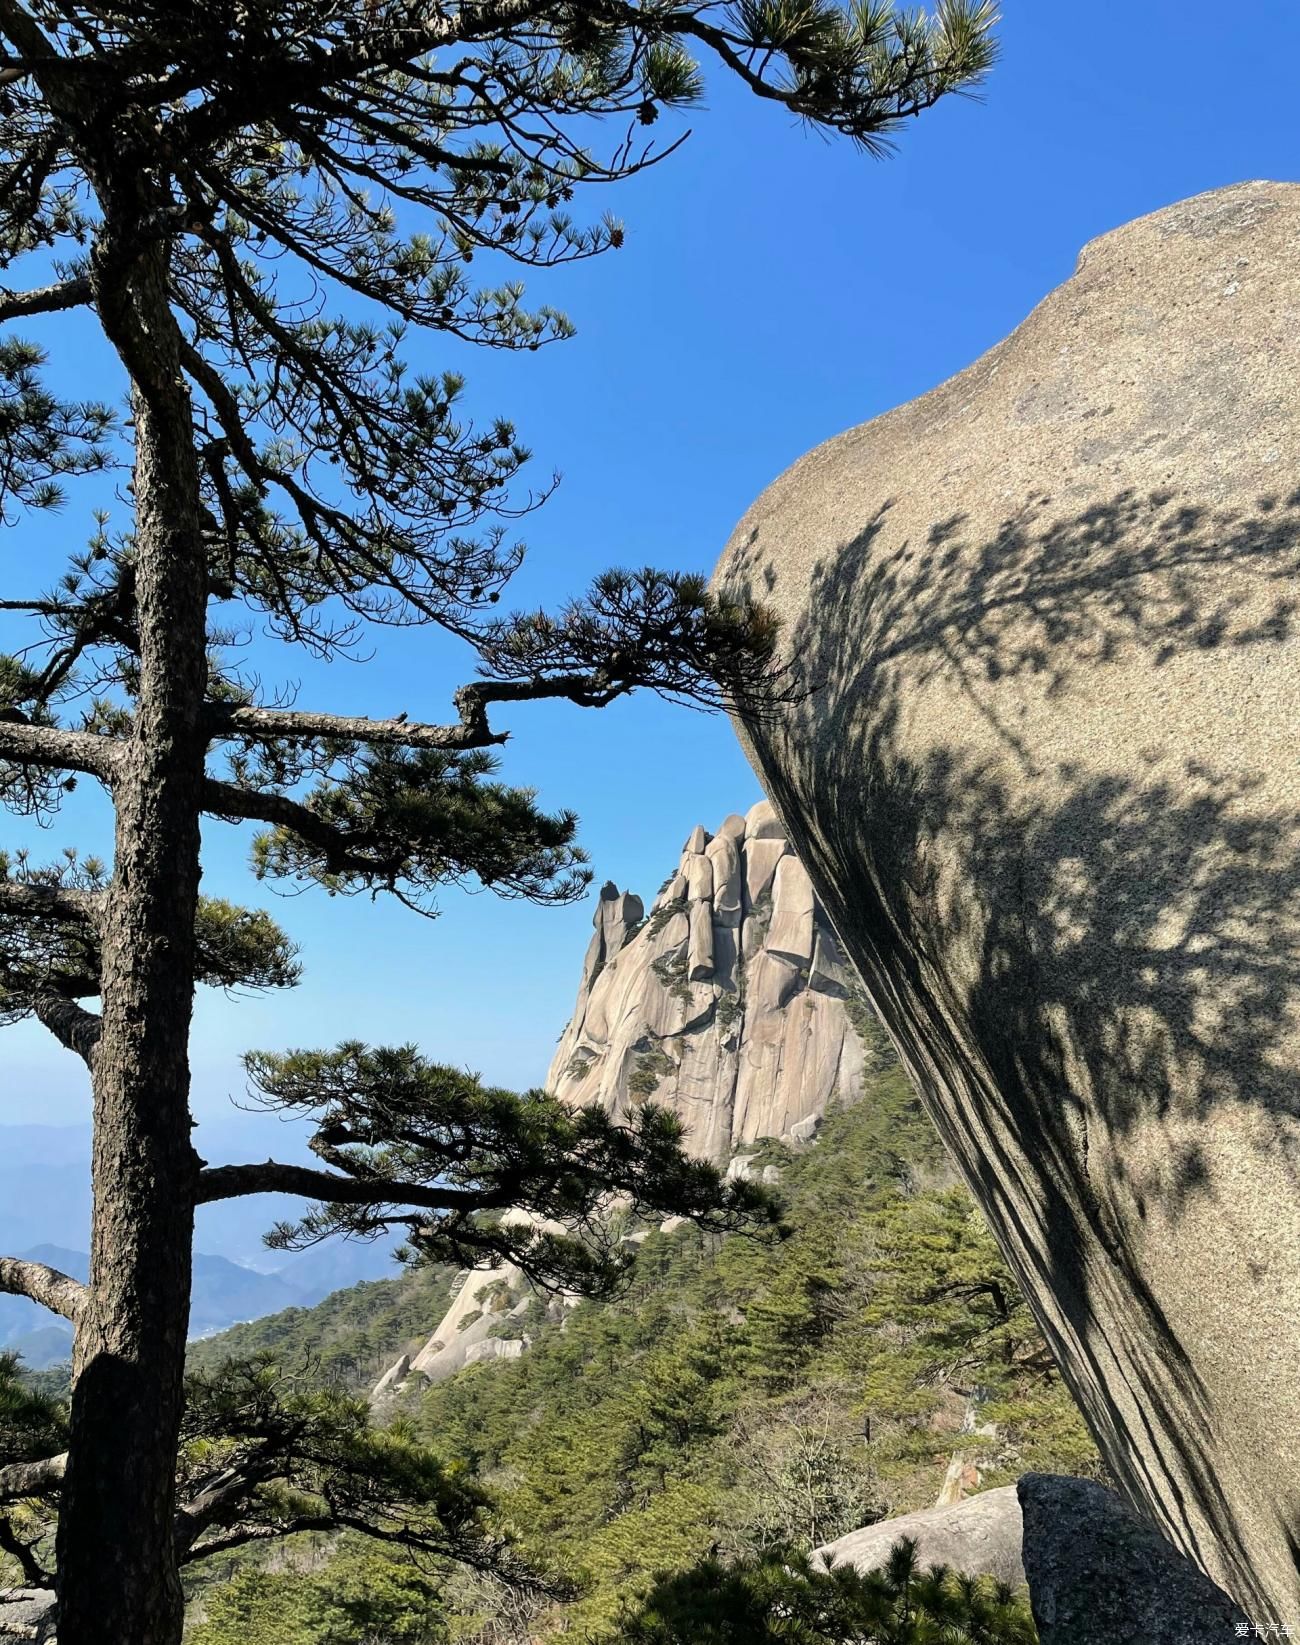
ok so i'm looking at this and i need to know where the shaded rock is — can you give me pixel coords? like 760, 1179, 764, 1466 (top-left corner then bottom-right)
787, 1114, 821, 1144
814, 1486, 1024, 1589
715, 180, 1300, 1619
0, 1589, 56, 1642
369, 1352, 411, 1402
1018, 1474, 1252, 1643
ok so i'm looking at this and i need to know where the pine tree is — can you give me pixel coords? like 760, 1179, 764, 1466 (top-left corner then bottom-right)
0, 4, 997, 1640
613, 1536, 1037, 1645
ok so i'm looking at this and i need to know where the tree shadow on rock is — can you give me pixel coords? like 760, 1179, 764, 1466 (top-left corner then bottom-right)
724, 482, 1300, 1618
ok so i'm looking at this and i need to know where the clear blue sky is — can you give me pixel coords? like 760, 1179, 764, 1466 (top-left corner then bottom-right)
5, 1, 1300, 1140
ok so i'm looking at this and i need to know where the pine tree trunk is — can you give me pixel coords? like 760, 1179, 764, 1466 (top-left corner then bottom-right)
54, 233, 207, 1645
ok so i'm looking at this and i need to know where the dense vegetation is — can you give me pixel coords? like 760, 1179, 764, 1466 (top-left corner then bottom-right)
186, 1263, 458, 1395
182, 1044, 1096, 1643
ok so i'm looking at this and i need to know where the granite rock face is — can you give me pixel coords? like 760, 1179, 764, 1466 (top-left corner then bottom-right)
814, 1486, 1025, 1589
373, 815, 875, 1402
1018, 1474, 1252, 1642
545, 804, 868, 1162
714, 182, 1300, 1618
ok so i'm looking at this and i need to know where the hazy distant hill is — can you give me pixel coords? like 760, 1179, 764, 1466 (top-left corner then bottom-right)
0, 1123, 404, 1362
0, 1237, 407, 1368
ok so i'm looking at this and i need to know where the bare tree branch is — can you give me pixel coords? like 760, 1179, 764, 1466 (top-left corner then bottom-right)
201, 778, 364, 863
205, 702, 505, 753
0, 882, 100, 925
178, 1515, 335, 1565
195, 1159, 513, 1216
0, 720, 120, 781
0, 274, 91, 322
30, 991, 100, 1066
0, 1256, 85, 1323
203, 666, 667, 759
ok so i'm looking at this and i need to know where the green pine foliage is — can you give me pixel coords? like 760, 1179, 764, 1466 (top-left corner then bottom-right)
187, 1543, 451, 1645
176, 1057, 1094, 1644
400, 1071, 1094, 1639
615, 1538, 1037, 1645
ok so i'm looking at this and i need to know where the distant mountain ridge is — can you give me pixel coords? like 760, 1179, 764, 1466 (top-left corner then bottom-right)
0, 1122, 404, 1365
0, 1241, 403, 1369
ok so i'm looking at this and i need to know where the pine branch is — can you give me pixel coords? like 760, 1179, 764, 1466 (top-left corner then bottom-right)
205, 703, 506, 754
178, 1516, 335, 1565
0, 1255, 85, 1322
194, 1160, 516, 1217
0, 881, 100, 925
0, 1453, 66, 1503
0, 275, 90, 322
0, 1518, 50, 1592
0, 720, 120, 780
30, 990, 100, 1065
201, 778, 373, 867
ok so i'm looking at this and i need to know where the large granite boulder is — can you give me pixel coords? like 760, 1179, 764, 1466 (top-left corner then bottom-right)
1018, 1474, 1252, 1642
814, 1486, 1025, 1589
713, 181, 1300, 1619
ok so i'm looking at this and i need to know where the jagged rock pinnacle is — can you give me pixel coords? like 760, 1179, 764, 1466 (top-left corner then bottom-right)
546, 802, 866, 1163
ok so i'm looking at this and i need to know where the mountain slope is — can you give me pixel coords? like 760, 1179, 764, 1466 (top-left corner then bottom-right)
185, 1068, 1095, 1644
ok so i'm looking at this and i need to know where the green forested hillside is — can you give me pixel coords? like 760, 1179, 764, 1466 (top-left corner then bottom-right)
186, 1261, 456, 1392
186, 1053, 1097, 1644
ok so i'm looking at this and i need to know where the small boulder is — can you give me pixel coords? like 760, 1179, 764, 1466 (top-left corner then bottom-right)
1018, 1474, 1253, 1643
814, 1486, 1024, 1589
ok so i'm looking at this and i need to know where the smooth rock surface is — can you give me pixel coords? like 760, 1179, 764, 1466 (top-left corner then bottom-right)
1018, 1474, 1252, 1642
814, 1486, 1025, 1589
714, 181, 1300, 1618
0, 1589, 56, 1642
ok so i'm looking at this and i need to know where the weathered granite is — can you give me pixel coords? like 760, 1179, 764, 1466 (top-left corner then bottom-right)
714, 181, 1300, 1619
374, 829, 879, 1403
545, 814, 869, 1161
0, 1589, 56, 1641
1018, 1474, 1252, 1642
814, 1486, 1025, 1589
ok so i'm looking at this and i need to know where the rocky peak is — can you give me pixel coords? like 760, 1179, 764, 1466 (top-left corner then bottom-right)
546, 801, 867, 1164
373, 804, 872, 1402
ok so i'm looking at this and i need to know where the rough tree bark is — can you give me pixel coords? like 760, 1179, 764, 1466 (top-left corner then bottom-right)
52, 209, 207, 1644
